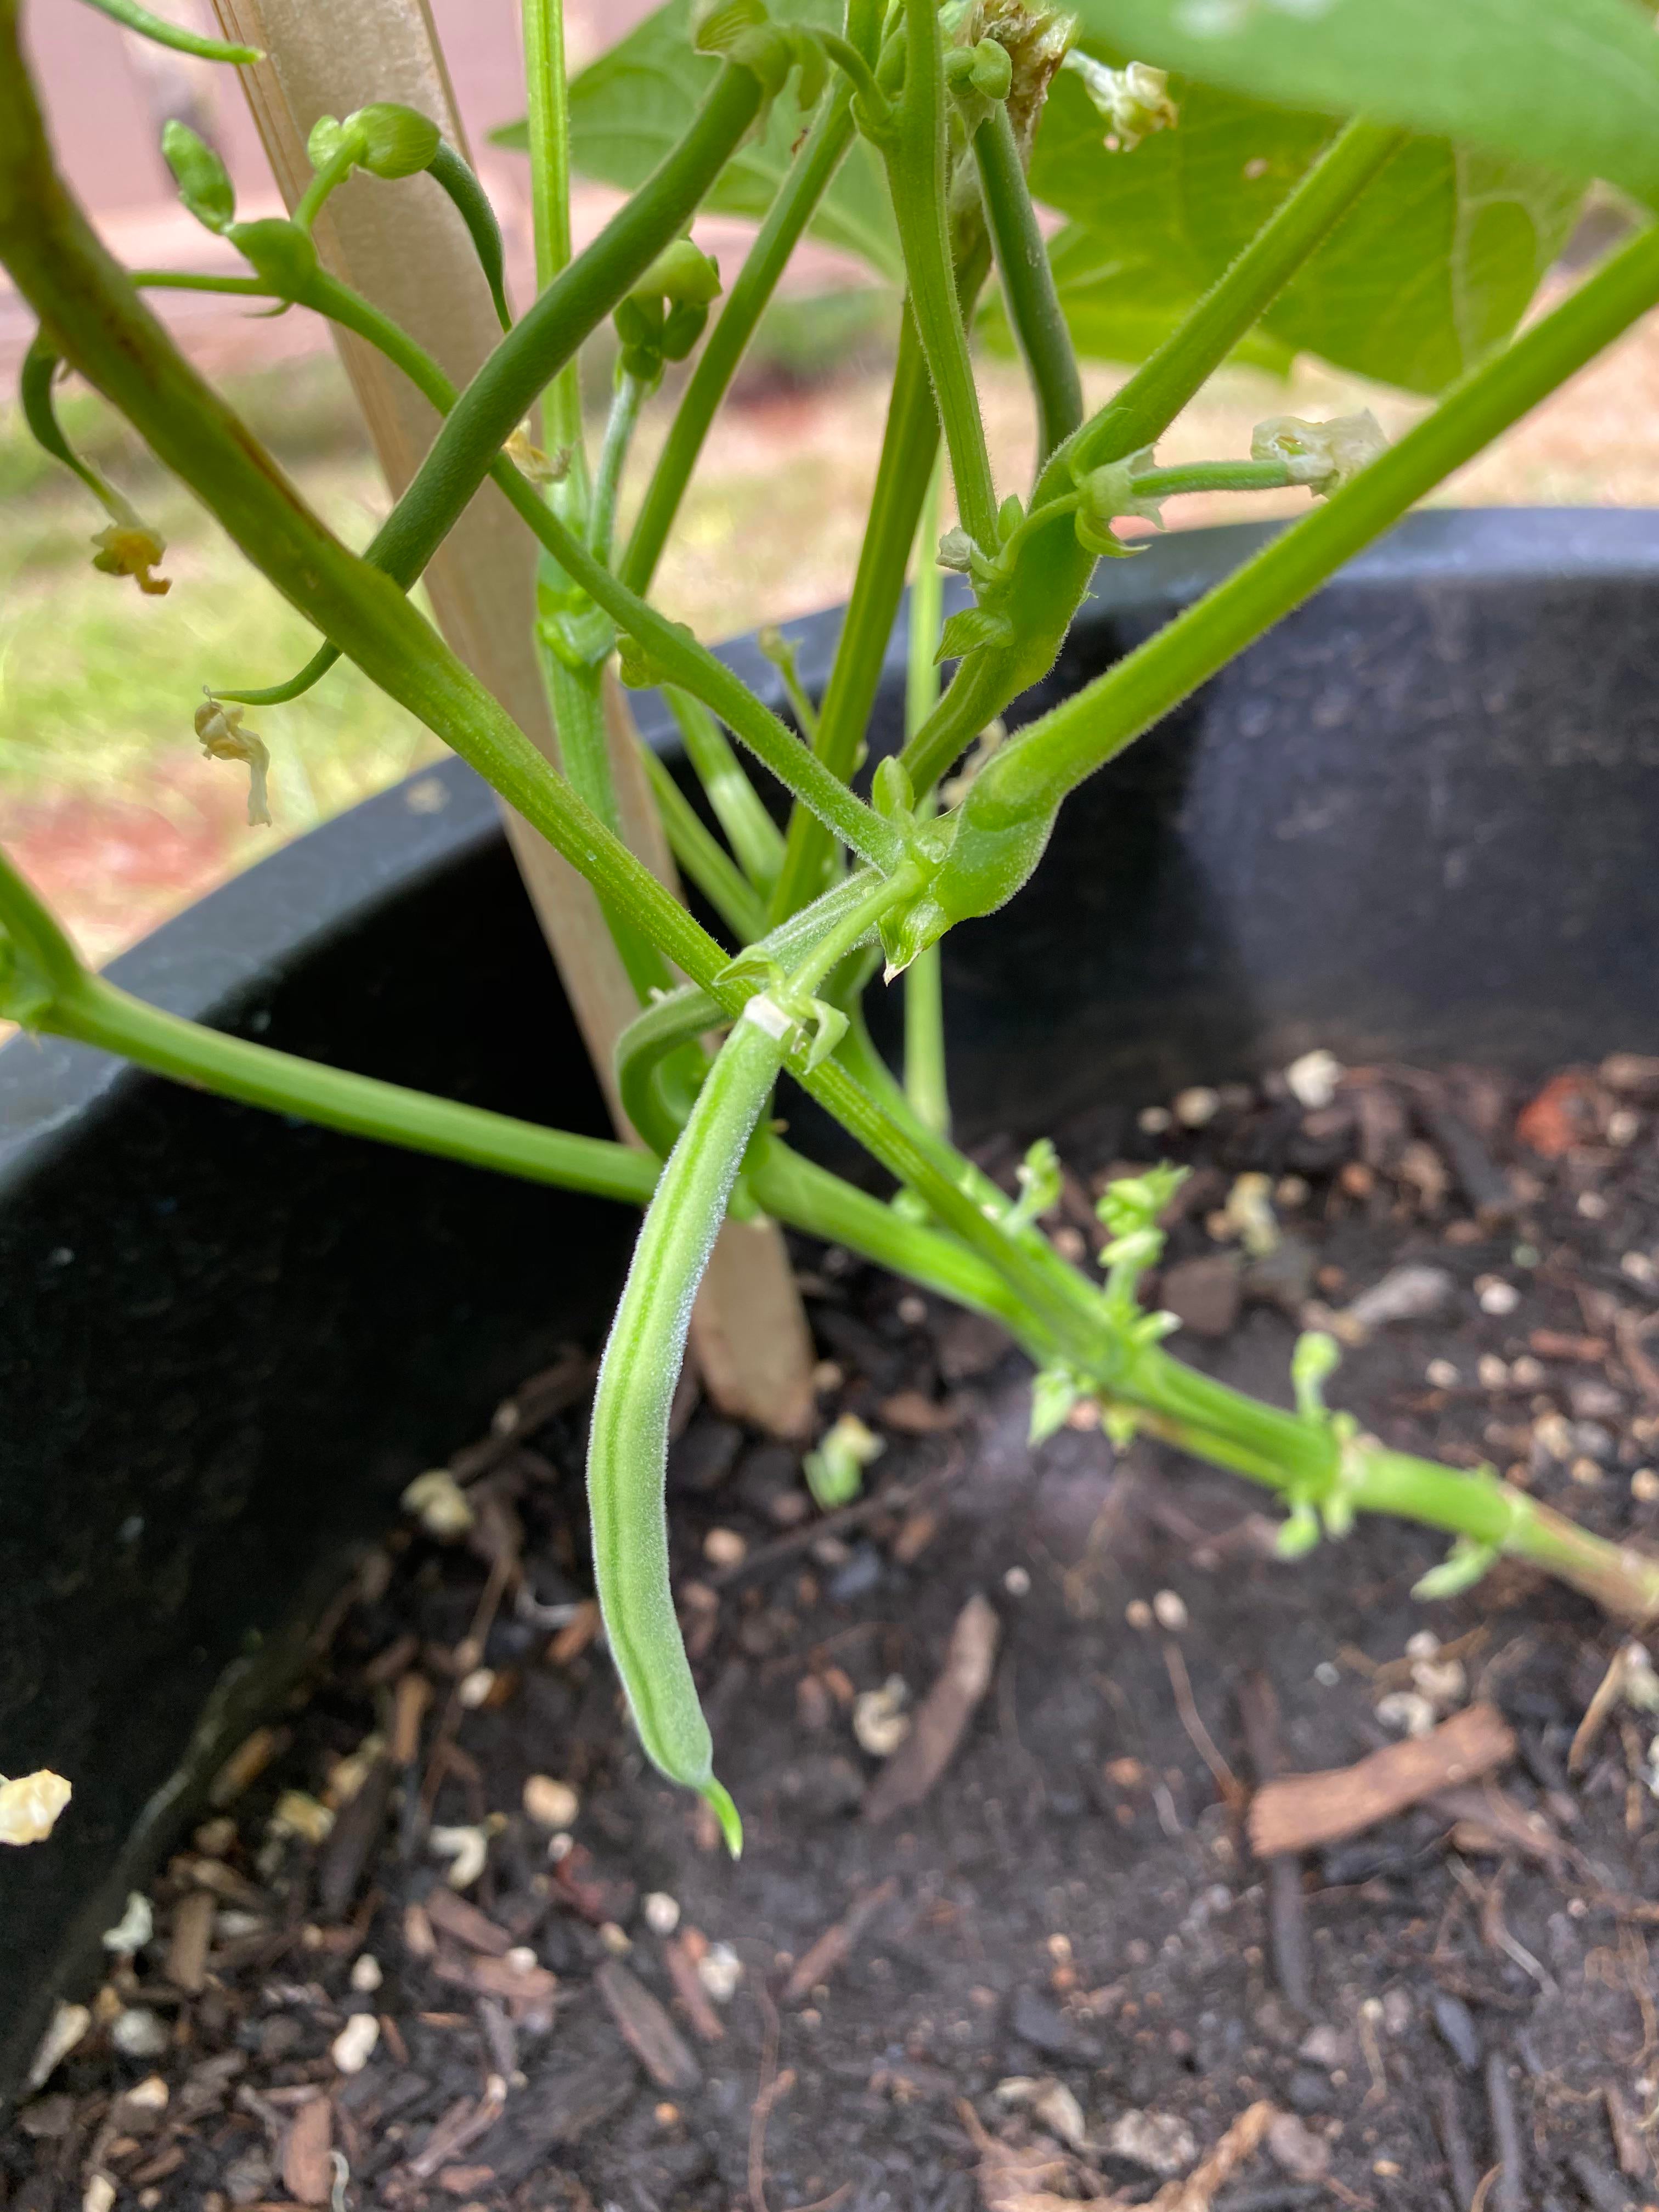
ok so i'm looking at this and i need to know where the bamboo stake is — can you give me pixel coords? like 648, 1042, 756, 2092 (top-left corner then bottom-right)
208, 0, 814, 1435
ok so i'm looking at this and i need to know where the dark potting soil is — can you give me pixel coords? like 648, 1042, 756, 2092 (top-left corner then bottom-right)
10, 1054, 1659, 2212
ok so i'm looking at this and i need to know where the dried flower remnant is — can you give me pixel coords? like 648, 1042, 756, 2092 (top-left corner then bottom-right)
90, 521, 170, 595
1064, 52, 1180, 151
0, 1768, 71, 1844
195, 697, 272, 827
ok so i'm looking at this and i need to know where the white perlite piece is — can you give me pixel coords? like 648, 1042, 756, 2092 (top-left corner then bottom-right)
523, 1774, 580, 1830
400, 1468, 475, 1539
1284, 1047, 1343, 1109
27, 2002, 91, 2089
331, 2012, 381, 2074
0, 1769, 71, 1846
101, 1891, 153, 1955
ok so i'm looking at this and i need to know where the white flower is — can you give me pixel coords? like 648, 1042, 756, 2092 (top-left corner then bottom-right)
1252, 410, 1389, 497
1064, 53, 1178, 151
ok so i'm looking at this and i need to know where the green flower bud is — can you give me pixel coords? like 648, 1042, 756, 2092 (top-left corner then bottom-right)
634, 238, 723, 311
316, 102, 442, 180
228, 218, 319, 296
162, 119, 235, 234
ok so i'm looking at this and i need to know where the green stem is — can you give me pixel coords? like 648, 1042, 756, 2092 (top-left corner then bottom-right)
903, 455, 950, 1137
898, 117, 1404, 800
636, 744, 769, 944
292, 142, 358, 236
619, 88, 858, 594
589, 368, 645, 565
0, 847, 654, 1205
1133, 459, 1301, 498
76, 0, 259, 62
769, 239, 991, 921
544, 655, 672, 999
1064, 119, 1406, 480
749, 1141, 1030, 1333
987, 215, 1659, 819
884, 0, 998, 550
665, 690, 785, 893
972, 98, 1081, 466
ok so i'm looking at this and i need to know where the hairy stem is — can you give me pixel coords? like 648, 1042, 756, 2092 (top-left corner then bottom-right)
903, 455, 950, 1136
884, 0, 998, 549
973, 98, 1081, 466
621, 85, 857, 597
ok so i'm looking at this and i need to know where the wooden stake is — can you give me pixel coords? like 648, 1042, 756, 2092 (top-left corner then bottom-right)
209, 0, 813, 1436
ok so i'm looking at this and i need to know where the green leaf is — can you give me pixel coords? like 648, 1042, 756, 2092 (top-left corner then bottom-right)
493, 0, 901, 280
1068, 0, 1659, 212
1028, 61, 1582, 393
981, 222, 1295, 374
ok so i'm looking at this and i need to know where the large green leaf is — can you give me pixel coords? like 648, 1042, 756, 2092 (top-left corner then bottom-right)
493, 0, 901, 281
984, 223, 1295, 373
1067, 0, 1659, 211
1028, 63, 1581, 392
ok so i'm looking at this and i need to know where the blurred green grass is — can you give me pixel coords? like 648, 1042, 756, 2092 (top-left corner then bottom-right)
0, 355, 441, 833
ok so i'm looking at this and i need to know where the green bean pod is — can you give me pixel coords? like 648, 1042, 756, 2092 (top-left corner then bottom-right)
588, 997, 793, 1853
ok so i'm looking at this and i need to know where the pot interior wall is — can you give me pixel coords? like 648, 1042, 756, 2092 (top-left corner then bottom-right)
3, 510, 1657, 2098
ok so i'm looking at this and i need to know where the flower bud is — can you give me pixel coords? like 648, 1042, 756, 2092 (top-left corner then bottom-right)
162, 120, 235, 234
1064, 53, 1178, 152
310, 103, 441, 180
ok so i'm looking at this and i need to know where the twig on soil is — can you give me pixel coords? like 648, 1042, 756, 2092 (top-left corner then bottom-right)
1483, 2052, 1523, 2212
748, 1976, 787, 2212
781, 1877, 899, 2005
1237, 1673, 1311, 2011
1249, 1704, 1516, 1857
709, 1460, 956, 1590
863, 1594, 1000, 1824
1571, 1643, 1642, 1775
665, 1933, 726, 2041
1603, 2081, 1650, 2180
1137, 2100, 1279, 2211
1161, 1637, 1243, 1809
596, 1959, 701, 2091
417, 1543, 515, 1828
1447, 1858, 1556, 1994
1431, 2078, 1480, 2211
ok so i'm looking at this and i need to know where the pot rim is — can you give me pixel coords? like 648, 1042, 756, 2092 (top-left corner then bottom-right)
6, 506, 1659, 1190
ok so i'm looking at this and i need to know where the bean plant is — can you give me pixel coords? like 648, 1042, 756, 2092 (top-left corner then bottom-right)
5, 0, 1659, 1851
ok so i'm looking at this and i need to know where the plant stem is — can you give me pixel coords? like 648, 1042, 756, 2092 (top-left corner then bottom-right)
636, 744, 769, 943
884, 0, 998, 550
897, 118, 1405, 799
521, 0, 588, 494
750, 1142, 1029, 1331
665, 690, 785, 894
1063, 119, 1406, 479
768, 238, 991, 921
620, 86, 858, 597
0, 845, 656, 1203
589, 369, 645, 565
973, 98, 1081, 466
903, 454, 950, 1137
988, 215, 1659, 818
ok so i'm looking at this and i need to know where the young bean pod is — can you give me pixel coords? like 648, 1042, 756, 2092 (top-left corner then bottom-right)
587, 998, 795, 1853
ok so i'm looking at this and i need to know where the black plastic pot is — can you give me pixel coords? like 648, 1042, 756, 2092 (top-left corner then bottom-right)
4, 508, 1659, 2100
